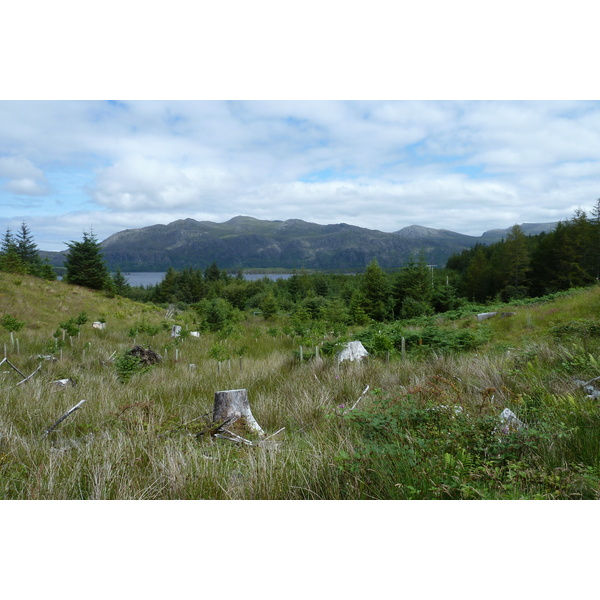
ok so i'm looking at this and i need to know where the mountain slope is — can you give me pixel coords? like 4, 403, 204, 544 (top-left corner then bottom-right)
95, 216, 556, 271
38, 217, 558, 272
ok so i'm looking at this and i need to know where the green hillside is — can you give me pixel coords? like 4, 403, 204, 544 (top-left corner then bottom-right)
1, 271, 599, 499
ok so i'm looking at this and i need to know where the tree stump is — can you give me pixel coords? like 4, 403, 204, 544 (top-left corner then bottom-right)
213, 389, 264, 437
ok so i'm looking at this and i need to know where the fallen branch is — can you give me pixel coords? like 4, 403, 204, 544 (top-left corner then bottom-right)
582, 375, 600, 388
172, 412, 212, 432
263, 427, 285, 441
0, 357, 26, 379
43, 399, 86, 436
575, 376, 600, 399
344, 385, 370, 414
16, 363, 42, 386
195, 415, 239, 439
218, 429, 254, 445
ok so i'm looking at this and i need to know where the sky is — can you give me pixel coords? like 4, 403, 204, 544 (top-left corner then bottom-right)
1, 99, 599, 252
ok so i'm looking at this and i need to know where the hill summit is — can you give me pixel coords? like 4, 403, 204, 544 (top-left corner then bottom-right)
98, 216, 558, 271
44, 216, 558, 272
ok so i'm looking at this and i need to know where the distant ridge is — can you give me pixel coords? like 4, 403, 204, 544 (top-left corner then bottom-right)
41, 217, 558, 272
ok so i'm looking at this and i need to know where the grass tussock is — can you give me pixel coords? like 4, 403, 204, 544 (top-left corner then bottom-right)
1, 271, 600, 499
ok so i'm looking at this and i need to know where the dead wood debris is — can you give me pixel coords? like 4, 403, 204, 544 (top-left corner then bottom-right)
127, 345, 162, 366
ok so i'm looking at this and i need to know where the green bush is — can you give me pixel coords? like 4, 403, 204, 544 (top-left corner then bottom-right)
1, 314, 25, 334
551, 319, 600, 338
114, 351, 151, 383
336, 386, 600, 499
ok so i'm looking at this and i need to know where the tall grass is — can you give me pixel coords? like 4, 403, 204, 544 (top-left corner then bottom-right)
1, 272, 600, 499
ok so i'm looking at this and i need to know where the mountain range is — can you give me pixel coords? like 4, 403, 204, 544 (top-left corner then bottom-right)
41, 216, 558, 272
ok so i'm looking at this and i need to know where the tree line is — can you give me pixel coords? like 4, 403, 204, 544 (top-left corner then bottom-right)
446, 200, 600, 302
0, 223, 56, 279
3, 200, 599, 328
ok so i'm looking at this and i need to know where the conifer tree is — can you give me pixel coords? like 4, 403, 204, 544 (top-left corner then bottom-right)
501, 224, 531, 299
1, 227, 16, 255
64, 231, 110, 290
348, 290, 370, 325
590, 198, 600, 281
40, 259, 57, 280
15, 222, 41, 274
359, 259, 391, 321
154, 267, 178, 303
260, 292, 278, 319
553, 214, 593, 289
393, 254, 433, 317
463, 247, 491, 302
204, 261, 221, 282
111, 268, 131, 296
0, 227, 26, 274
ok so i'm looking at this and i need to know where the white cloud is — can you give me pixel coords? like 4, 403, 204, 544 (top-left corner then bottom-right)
92, 157, 237, 210
0, 156, 48, 195
4, 177, 47, 196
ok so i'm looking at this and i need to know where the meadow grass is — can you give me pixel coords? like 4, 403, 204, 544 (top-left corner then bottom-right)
1, 272, 600, 499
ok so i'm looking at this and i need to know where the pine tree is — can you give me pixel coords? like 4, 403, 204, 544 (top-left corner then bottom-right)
360, 259, 391, 321
0, 227, 27, 274
40, 259, 57, 280
501, 224, 531, 299
260, 292, 278, 319
64, 231, 110, 290
348, 290, 370, 325
1, 227, 16, 254
590, 198, 600, 281
204, 261, 221, 282
154, 267, 178, 303
111, 268, 131, 296
551, 213, 593, 289
15, 222, 41, 274
463, 247, 491, 302
393, 254, 433, 317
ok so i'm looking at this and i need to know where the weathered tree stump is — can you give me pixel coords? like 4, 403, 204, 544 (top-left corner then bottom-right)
213, 389, 264, 437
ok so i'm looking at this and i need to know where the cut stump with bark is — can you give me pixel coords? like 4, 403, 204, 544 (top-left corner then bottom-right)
213, 389, 264, 438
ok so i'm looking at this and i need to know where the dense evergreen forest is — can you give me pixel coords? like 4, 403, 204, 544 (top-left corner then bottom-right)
2, 202, 599, 328
447, 203, 600, 302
